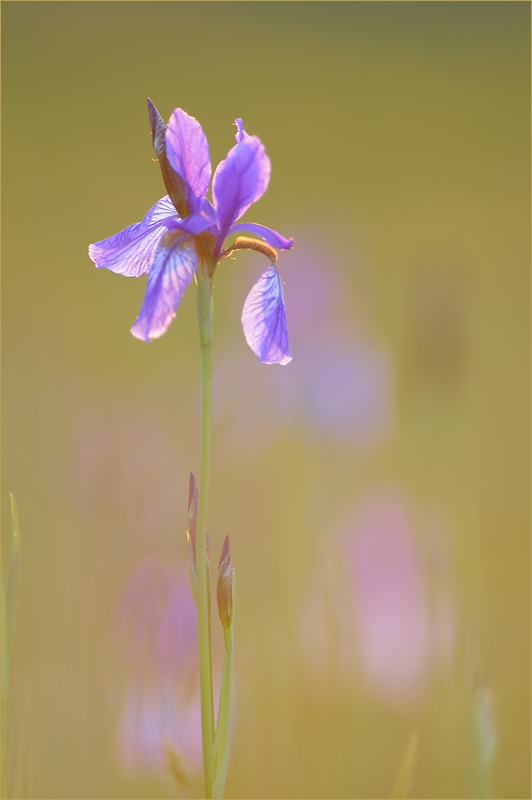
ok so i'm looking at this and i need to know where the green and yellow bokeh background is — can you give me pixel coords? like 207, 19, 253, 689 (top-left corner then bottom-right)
2, 2, 529, 798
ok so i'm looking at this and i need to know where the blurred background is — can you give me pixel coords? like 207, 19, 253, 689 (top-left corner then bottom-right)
2, 2, 530, 798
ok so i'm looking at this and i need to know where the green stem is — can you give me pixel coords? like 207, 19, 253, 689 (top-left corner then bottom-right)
212, 626, 234, 799
196, 268, 215, 798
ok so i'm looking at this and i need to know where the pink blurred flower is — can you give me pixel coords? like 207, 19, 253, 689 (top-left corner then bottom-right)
345, 491, 430, 701
300, 488, 456, 706
113, 556, 202, 785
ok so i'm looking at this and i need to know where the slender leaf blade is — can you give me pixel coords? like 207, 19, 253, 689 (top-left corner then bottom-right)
389, 731, 418, 799
2, 494, 21, 657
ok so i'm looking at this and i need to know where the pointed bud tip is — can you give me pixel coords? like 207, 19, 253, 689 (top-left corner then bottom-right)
187, 472, 199, 538
186, 472, 199, 566
220, 534, 231, 565
147, 98, 168, 154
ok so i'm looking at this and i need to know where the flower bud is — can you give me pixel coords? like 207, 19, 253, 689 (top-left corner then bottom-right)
217, 536, 234, 640
186, 472, 199, 602
147, 98, 189, 218
206, 529, 212, 616
187, 473, 199, 547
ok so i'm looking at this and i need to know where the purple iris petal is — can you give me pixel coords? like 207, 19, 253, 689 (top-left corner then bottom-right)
173, 213, 215, 237
212, 133, 271, 250
89, 197, 177, 277
241, 266, 291, 365
130, 233, 198, 342
228, 222, 293, 251
165, 109, 211, 215
200, 198, 218, 227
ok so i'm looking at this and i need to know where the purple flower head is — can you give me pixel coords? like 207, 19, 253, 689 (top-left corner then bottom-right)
89, 100, 293, 364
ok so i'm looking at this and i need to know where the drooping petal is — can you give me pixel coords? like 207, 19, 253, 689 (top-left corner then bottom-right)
130, 232, 198, 342
228, 222, 293, 251
212, 132, 271, 251
147, 98, 190, 217
88, 197, 177, 277
241, 266, 291, 365
165, 109, 211, 215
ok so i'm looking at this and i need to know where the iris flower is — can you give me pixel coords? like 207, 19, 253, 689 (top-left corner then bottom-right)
89, 100, 292, 364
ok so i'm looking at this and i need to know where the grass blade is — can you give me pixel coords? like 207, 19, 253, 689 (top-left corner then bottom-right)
2, 494, 21, 660
2, 493, 22, 799
389, 731, 418, 799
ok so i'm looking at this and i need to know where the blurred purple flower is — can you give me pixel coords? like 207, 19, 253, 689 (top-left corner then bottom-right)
89, 102, 292, 364
114, 556, 202, 785
213, 234, 394, 451
300, 488, 456, 707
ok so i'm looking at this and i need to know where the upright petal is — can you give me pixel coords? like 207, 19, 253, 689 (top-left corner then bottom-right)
212, 132, 271, 251
241, 266, 291, 365
229, 222, 293, 251
234, 118, 249, 143
130, 232, 198, 342
88, 197, 177, 277
232, 121, 270, 204
165, 109, 211, 215
147, 98, 190, 217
